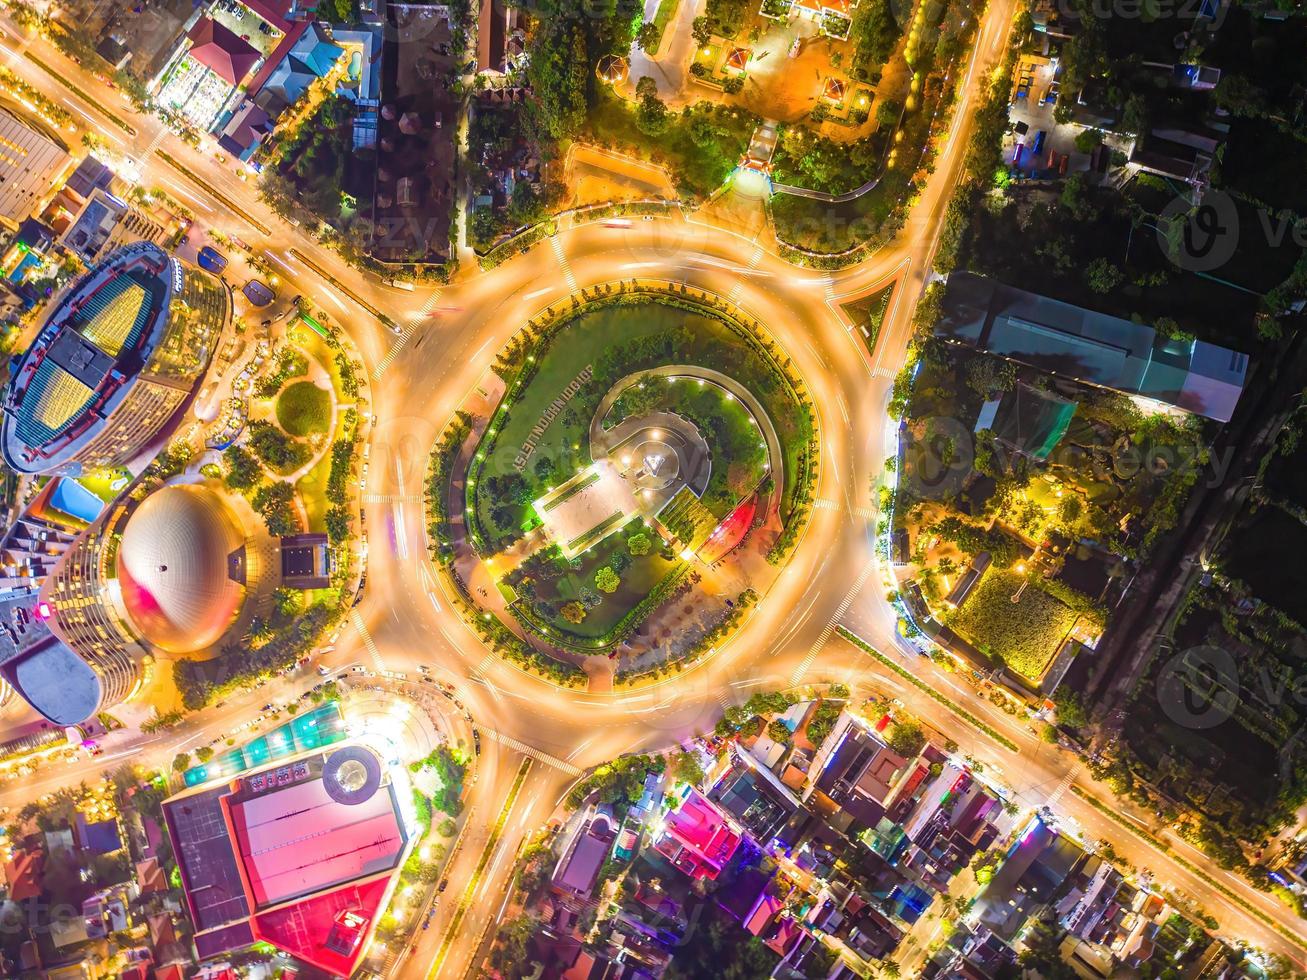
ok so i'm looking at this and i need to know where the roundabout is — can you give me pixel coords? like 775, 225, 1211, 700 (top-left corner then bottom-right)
451, 285, 819, 660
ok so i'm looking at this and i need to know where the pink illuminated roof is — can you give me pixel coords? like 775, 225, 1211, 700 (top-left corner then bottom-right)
662, 789, 741, 878
230, 778, 405, 907
252, 876, 390, 977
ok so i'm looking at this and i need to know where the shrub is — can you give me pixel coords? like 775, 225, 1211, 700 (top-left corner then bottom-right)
276, 381, 331, 437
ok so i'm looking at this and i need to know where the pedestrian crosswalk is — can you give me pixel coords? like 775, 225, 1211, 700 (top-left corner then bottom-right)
550, 236, 578, 293
1047, 764, 1081, 807
813, 498, 878, 521
373, 290, 443, 379
350, 611, 386, 671
361, 493, 421, 504
728, 245, 765, 303
478, 727, 581, 775
790, 561, 877, 685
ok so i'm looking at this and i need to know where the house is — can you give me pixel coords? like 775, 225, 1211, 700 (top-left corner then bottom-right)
3, 848, 44, 902
74, 811, 124, 854
136, 857, 168, 895
937, 272, 1248, 422
186, 18, 262, 88
708, 743, 804, 845
651, 788, 741, 881
552, 806, 617, 898
804, 710, 910, 832
257, 22, 342, 108
217, 102, 276, 162
975, 384, 1078, 461
975, 817, 1085, 940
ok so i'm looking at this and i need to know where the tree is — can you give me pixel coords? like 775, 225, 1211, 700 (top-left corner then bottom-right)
171, 753, 191, 772
1122, 93, 1149, 137
636, 91, 671, 136
247, 420, 307, 470
875, 98, 900, 129
561, 601, 587, 624
1073, 128, 1103, 154
635, 22, 661, 51
767, 719, 791, 742
886, 719, 926, 757
252, 481, 298, 536
1085, 257, 1123, 294
595, 566, 620, 593
627, 532, 652, 556
691, 15, 711, 44
1054, 688, 1089, 729
636, 74, 658, 99
224, 445, 261, 491
669, 750, 705, 786
527, 23, 588, 139
966, 357, 1017, 398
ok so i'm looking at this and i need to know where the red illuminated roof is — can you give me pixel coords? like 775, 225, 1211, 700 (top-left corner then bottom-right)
252, 876, 390, 976
698, 496, 756, 564
187, 18, 261, 86
229, 777, 405, 907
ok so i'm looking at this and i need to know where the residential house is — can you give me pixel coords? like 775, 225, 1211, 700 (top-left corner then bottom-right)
651, 788, 741, 881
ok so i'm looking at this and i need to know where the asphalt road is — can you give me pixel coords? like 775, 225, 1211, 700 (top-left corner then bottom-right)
1, 7, 1304, 977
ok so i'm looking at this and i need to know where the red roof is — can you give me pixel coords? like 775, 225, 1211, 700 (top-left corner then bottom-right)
187, 18, 262, 86
251, 876, 390, 976
4, 850, 43, 902
655, 789, 741, 881
153, 966, 187, 980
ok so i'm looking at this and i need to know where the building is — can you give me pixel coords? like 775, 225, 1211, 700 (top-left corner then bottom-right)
975, 817, 1085, 941
2, 242, 231, 475
804, 710, 910, 833
163, 744, 412, 975
708, 743, 804, 845
32, 481, 255, 725
651, 787, 741, 881
552, 806, 618, 898
0, 107, 72, 230
937, 272, 1248, 422
61, 190, 168, 265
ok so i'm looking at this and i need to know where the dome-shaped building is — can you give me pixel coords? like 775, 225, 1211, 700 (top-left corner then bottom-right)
116, 484, 247, 654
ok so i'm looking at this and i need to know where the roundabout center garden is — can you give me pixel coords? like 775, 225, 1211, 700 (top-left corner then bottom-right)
448, 282, 819, 664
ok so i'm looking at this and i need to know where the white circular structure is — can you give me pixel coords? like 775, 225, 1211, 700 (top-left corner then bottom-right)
116, 484, 246, 654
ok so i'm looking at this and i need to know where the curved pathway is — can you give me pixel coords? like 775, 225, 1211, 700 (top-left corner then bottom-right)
590, 363, 787, 510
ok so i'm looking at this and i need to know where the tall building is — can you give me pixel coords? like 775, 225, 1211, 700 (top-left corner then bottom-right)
2, 242, 231, 476
0, 107, 72, 231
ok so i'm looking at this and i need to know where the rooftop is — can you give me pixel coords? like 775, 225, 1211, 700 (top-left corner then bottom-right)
938, 272, 1248, 422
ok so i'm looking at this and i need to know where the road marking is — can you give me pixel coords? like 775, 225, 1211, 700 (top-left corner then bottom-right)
156, 150, 270, 234
350, 612, 386, 671
716, 689, 732, 710
813, 498, 877, 520
469, 652, 496, 679
361, 493, 421, 504
1047, 764, 1081, 807
477, 728, 581, 775
373, 289, 443, 379
791, 561, 877, 685
549, 236, 578, 293
728, 245, 764, 303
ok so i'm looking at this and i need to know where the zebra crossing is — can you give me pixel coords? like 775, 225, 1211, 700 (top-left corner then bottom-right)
1047, 764, 1081, 807
790, 561, 878, 685
350, 611, 386, 671
813, 498, 878, 521
728, 245, 765, 303
550, 236, 578, 293
361, 493, 421, 505
477, 727, 581, 775
373, 289, 444, 378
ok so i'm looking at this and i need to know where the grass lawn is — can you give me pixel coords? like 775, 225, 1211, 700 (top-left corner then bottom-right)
949, 568, 1079, 683
277, 381, 331, 436
296, 434, 336, 532
771, 167, 908, 253
286, 333, 343, 533
473, 299, 809, 545
652, 0, 678, 38
841, 284, 893, 354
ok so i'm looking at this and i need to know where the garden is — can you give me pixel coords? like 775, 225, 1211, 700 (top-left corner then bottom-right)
464, 287, 815, 648
946, 567, 1079, 683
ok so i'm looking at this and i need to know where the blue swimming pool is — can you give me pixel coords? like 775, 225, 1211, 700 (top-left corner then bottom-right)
49, 478, 105, 524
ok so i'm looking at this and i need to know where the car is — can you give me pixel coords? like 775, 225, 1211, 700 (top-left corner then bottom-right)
317, 665, 332, 676
601, 218, 632, 229
438, 878, 449, 892
385, 278, 416, 291
197, 246, 228, 275
419, 665, 431, 674
351, 665, 366, 673
261, 703, 273, 711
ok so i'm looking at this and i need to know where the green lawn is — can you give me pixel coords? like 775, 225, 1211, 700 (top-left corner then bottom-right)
277, 381, 331, 436
771, 166, 908, 253
948, 568, 1079, 683
472, 299, 809, 547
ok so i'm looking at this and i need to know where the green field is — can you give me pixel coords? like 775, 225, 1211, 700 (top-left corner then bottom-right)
472, 299, 809, 548
949, 568, 1078, 683
277, 381, 331, 436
